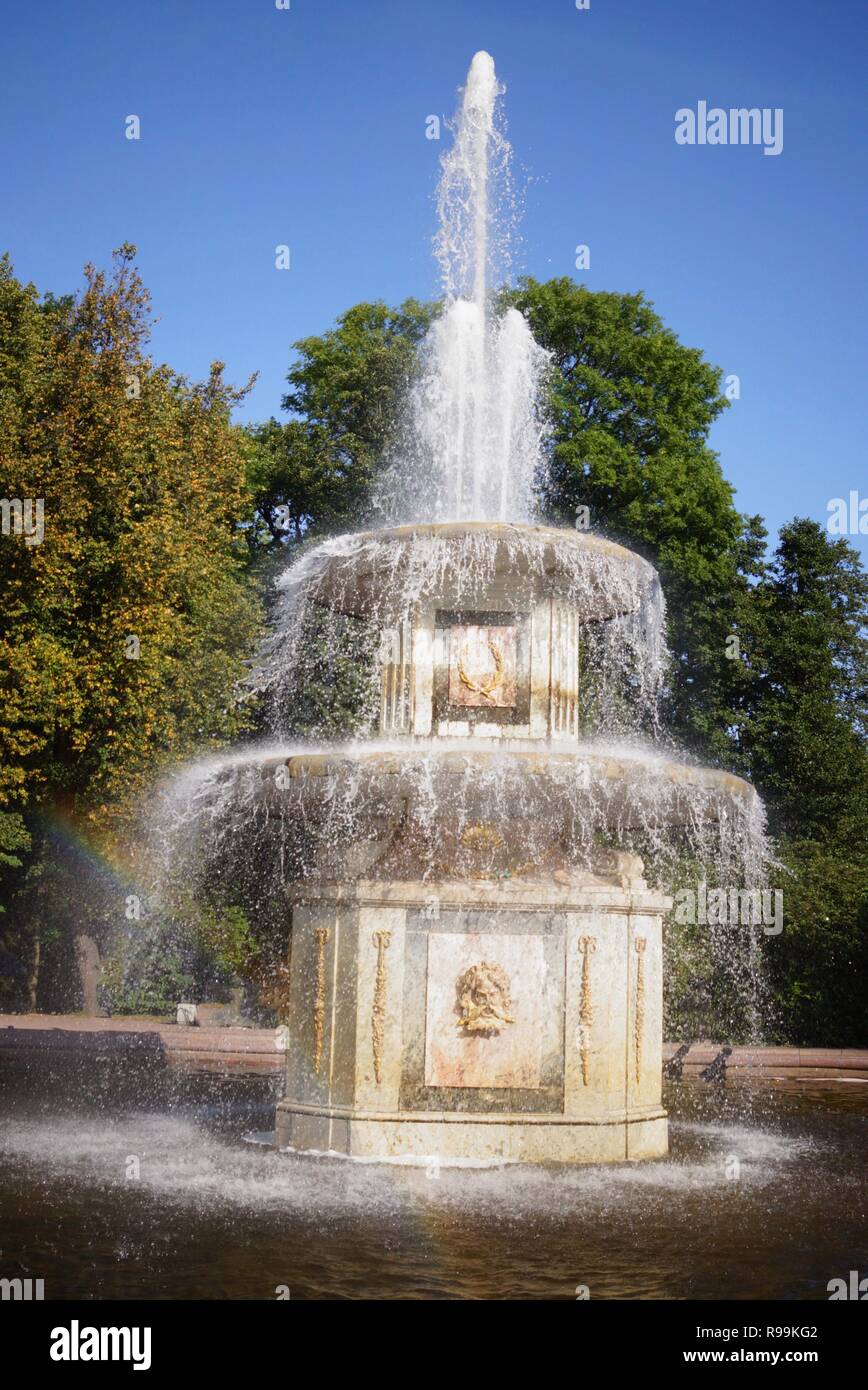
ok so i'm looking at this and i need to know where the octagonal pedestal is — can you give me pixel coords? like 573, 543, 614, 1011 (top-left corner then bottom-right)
275, 875, 669, 1164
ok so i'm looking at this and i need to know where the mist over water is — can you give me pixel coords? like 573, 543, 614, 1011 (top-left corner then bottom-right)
2, 1070, 864, 1298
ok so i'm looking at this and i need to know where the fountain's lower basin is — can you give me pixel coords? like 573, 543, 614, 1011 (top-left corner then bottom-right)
165, 741, 762, 1165
2, 1066, 864, 1299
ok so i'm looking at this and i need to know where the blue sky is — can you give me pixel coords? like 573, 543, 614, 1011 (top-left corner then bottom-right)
2, 0, 866, 558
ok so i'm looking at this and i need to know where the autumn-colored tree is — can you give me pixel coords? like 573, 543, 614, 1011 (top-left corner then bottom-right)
0, 247, 261, 1003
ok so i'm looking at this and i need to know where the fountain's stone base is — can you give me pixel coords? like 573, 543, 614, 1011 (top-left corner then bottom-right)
275, 872, 669, 1164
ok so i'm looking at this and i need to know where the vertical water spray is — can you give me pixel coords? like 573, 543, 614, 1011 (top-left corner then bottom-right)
378, 51, 550, 525
435, 49, 498, 307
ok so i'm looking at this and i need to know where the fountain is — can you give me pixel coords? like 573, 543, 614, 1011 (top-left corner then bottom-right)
154, 52, 765, 1165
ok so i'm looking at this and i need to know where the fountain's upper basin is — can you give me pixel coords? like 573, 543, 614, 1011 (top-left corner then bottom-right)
293, 520, 659, 621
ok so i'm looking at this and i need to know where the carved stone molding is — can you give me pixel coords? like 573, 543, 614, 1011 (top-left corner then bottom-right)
313, 926, 330, 1075
577, 935, 596, 1085
633, 936, 647, 1085
371, 929, 392, 1085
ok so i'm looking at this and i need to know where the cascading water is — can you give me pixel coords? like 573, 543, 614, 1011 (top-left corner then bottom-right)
140, 53, 774, 1164
376, 50, 550, 524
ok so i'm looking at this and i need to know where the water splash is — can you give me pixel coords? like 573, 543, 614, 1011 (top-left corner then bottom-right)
145, 736, 770, 920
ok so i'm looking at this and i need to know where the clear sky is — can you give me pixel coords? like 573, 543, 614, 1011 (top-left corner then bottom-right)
2, 0, 866, 558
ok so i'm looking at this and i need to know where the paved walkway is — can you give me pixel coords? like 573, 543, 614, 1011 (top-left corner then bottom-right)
0, 1013, 287, 1074
662, 1041, 868, 1078
0, 1015, 865, 1077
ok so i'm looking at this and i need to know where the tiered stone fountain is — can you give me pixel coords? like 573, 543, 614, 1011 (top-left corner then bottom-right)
274, 522, 679, 1162
155, 52, 762, 1166
264, 54, 760, 1165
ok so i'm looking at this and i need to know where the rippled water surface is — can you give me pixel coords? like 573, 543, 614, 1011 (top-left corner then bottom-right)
0, 1067, 864, 1300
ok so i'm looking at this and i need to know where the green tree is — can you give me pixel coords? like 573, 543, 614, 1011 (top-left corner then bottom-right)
768, 839, 868, 1045
245, 298, 435, 555
735, 521, 868, 1043
737, 519, 867, 838
503, 277, 751, 758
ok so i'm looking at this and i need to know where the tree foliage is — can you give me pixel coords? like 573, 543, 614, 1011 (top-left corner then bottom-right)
736, 519, 868, 840
735, 522, 868, 1042
245, 298, 435, 554
0, 247, 261, 1003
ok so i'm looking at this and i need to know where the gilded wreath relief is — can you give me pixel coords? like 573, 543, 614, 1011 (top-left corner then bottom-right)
455, 960, 515, 1036
448, 624, 517, 708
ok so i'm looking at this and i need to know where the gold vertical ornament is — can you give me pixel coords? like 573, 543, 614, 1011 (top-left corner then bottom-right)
313, 926, 330, 1076
633, 936, 646, 1086
577, 935, 596, 1085
371, 930, 392, 1085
